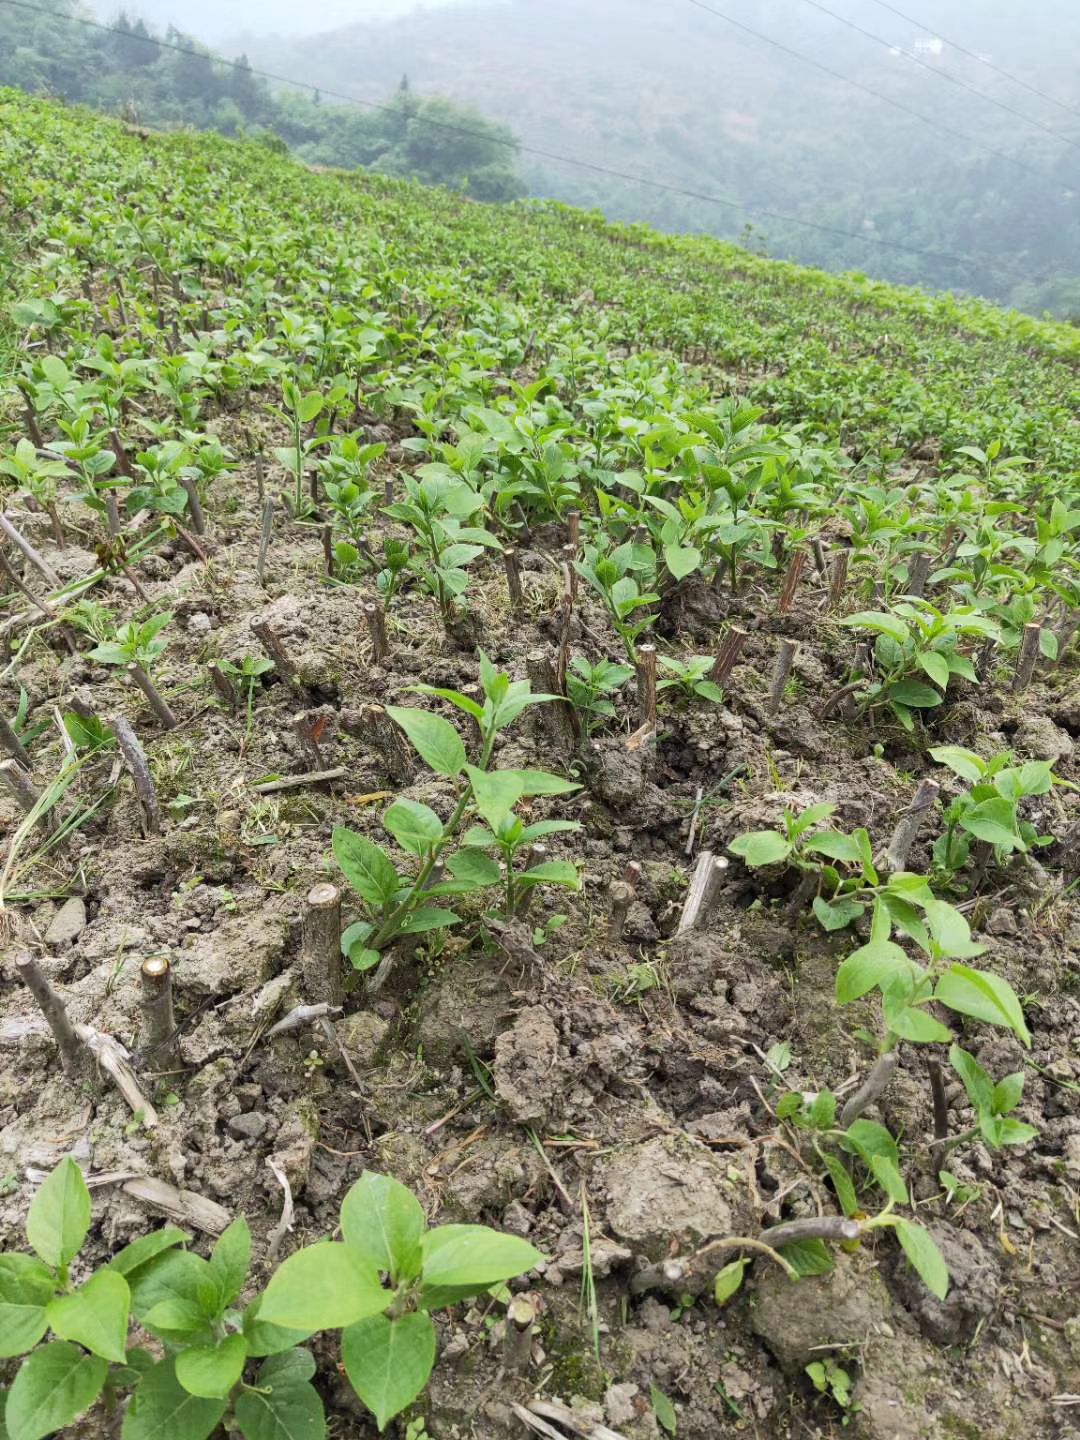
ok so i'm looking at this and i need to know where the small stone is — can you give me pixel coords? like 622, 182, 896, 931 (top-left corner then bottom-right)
604, 1383, 640, 1428
544, 1266, 564, 1287
986, 907, 1018, 937
227, 1112, 267, 1141
187, 612, 212, 634
44, 897, 87, 947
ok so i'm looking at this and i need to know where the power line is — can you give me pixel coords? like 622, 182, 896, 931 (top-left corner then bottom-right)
793, 0, 1080, 158
866, 0, 1080, 122
0, 0, 984, 269
679, 0, 1070, 188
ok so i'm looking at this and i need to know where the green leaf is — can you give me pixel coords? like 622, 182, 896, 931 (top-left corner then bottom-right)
948, 1044, 993, 1115
386, 706, 465, 777
893, 1220, 949, 1301
517, 860, 580, 890
821, 1153, 858, 1217
46, 1270, 129, 1364
924, 899, 983, 959
341, 1311, 436, 1431
812, 895, 866, 932
841, 610, 910, 643
122, 1358, 227, 1440
663, 543, 700, 581
502, 769, 579, 797
650, 1383, 678, 1434
398, 906, 460, 934
175, 1334, 247, 1399
843, 1120, 908, 1203
129, 1251, 216, 1340
258, 1245, 389, 1332
835, 940, 912, 1003
777, 1238, 833, 1276
992, 1072, 1024, 1115
5, 1342, 106, 1440
464, 765, 524, 830
935, 965, 1031, 1048
351, 947, 382, 973
887, 679, 942, 708
0, 1256, 53, 1358
444, 849, 501, 888
383, 799, 443, 856
241, 1300, 314, 1359
419, 1225, 543, 1309
234, 1377, 326, 1440
917, 651, 950, 689
332, 828, 400, 908
711, 1257, 748, 1307
728, 830, 792, 867
26, 1158, 90, 1269
958, 797, 1023, 850
802, 831, 864, 863
259, 1350, 317, 1387
106, 1229, 190, 1279
209, 1216, 251, 1309
927, 747, 985, 782
340, 1172, 426, 1285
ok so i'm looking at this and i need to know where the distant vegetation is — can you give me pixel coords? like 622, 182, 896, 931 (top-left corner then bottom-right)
0, 0, 525, 201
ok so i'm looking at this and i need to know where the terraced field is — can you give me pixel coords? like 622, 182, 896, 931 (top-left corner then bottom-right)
0, 88, 1078, 1440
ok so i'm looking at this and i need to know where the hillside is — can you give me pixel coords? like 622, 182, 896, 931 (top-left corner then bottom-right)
243, 0, 1080, 316
0, 89, 1079, 1440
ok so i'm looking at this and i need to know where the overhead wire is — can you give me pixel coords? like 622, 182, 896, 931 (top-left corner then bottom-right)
0, 0, 986, 269
679, 0, 1072, 188
865, 0, 1080, 122
792, 0, 1080, 158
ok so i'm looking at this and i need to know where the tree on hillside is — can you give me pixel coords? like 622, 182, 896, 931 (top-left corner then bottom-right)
111, 12, 157, 69
370, 92, 525, 201
229, 54, 261, 120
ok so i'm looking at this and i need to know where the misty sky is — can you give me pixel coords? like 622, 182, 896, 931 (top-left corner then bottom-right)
84, 0, 474, 42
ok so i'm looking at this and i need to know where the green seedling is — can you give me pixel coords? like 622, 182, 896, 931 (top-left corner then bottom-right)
565, 656, 634, 736
0, 1159, 542, 1439
656, 654, 725, 704
335, 652, 579, 971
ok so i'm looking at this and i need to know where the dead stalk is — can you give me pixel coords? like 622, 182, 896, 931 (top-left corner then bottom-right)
256, 497, 274, 589
341, 704, 415, 783
126, 662, 178, 730
208, 662, 239, 710
112, 714, 162, 835
1012, 622, 1041, 692
364, 600, 389, 663
0, 514, 60, 588
250, 619, 298, 686
759, 1215, 861, 1248
776, 548, 806, 615
0, 759, 57, 835
840, 1050, 899, 1129
302, 882, 344, 1007
766, 638, 797, 716
607, 880, 635, 944
0, 714, 31, 769
179, 477, 206, 536
636, 643, 657, 729
140, 956, 179, 1067
16, 954, 90, 1078
525, 649, 577, 757
676, 850, 729, 935
881, 779, 939, 874
502, 548, 524, 607
827, 548, 849, 611
709, 627, 747, 685
502, 1295, 537, 1375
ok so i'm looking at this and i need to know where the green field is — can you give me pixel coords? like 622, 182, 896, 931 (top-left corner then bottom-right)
0, 88, 1078, 1440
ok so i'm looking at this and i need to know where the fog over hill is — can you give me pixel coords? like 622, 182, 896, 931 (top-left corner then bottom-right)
63, 0, 1080, 315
